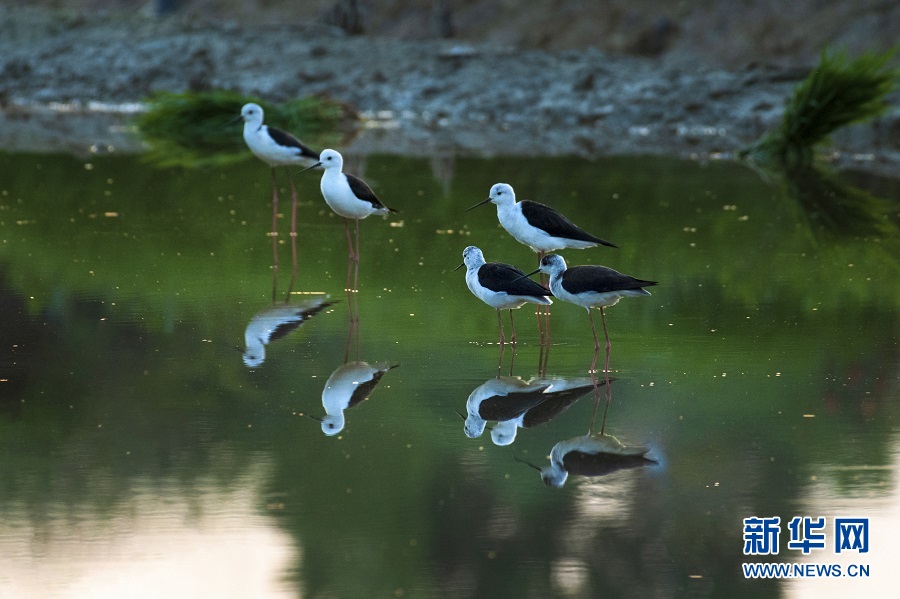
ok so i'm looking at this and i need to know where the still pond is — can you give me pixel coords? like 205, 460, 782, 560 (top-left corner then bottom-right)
0, 150, 898, 598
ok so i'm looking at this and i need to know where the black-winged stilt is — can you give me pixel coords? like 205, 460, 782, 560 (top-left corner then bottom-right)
455, 245, 552, 345
301, 149, 398, 295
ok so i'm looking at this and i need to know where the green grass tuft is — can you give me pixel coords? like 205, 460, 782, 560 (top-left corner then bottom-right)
134, 90, 355, 167
743, 48, 899, 168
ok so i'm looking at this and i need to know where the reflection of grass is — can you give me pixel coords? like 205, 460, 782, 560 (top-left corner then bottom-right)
742, 48, 899, 168
134, 90, 356, 167
782, 165, 900, 242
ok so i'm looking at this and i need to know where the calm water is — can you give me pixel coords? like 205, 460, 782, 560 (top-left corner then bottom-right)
0, 151, 898, 598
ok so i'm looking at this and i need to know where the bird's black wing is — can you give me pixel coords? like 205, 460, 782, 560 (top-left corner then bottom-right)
520, 200, 617, 248
478, 387, 552, 421
346, 174, 399, 213
345, 369, 386, 410
560, 265, 658, 295
562, 451, 656, 478
265, 127, 319, 159
268, 318, 304, 343
478, 262, 552, 297
521, 384, 595, 428
267, 301, 337, 343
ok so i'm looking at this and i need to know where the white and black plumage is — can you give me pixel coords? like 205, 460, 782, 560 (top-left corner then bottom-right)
529, 254, 657, 312
238, 103, 320, 285
525, 434, 656, 488
466, 182, 616, 341
455, 246, 552, 344
301, 149, 398, 293
518, 377, 599, 429
463, 377, 553, 444
242, 298, 335, 367
463, 376, 606, 446
239, 103, 319, 168
466, 183, 617, 254
316, 361, 399, 436
522, 253, 657, 384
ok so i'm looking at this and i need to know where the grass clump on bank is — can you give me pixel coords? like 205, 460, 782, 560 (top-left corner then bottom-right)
134, 90, 355, 167
742, 48, 898, 168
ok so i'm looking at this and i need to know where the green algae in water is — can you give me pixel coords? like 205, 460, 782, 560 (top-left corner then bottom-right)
742, 48, 899, 169
134, 90, 356, 167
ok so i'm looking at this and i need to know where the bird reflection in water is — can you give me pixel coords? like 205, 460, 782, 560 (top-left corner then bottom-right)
242, 296, 335, 367
312, 360, 399, 436
462, 375, 601, 446
304, 315, 399, 436
520, 433, 657, 488
517, 352, 657, 487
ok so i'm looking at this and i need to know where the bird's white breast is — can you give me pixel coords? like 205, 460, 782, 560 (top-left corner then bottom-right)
320, 171, 378, 219
243, 125, 301, 167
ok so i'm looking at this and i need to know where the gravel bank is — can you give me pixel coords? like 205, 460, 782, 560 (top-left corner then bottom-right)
1, 7, 897, 174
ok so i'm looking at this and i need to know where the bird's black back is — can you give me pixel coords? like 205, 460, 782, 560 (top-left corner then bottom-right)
266, 126, 319, 159
560, 265, 658, 295
478, 262, 553, 297
347, 365, 399, 410
346, 173, 398, 212
521, 384, 596, 428
268, 301, 337, 343
477, 386, 552, 421
521, 200, 617, 248
562, 451, 656, 477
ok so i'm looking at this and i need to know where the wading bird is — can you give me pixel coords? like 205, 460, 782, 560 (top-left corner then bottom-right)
456, 245, 553, 345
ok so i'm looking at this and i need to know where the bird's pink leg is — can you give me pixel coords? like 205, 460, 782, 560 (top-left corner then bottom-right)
538, 339, 551, 378
600, 307, 612, 392
535, 251, 545, 342
270, 168, 280, 300
287, 169, 299, 295
588, 355, 612, 435
344, 218, 355, 292
354, 217, 360, 293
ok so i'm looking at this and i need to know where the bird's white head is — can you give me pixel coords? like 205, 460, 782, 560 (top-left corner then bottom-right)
321, 413, 345, 436
464, 414, 486, 438
318, 149, 344, 171
488, 183, 516, 206
541, 465, 568, 488
242, 347, 265, 368
461, 245, 486, 270
538, 253, 567, 276
240, 103, 264, 126
490, 421, 518, 446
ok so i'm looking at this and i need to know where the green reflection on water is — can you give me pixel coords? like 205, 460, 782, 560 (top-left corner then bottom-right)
0, 151, 898, 597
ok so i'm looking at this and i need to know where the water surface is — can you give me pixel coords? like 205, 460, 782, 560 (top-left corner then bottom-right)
0, 151, 898, 598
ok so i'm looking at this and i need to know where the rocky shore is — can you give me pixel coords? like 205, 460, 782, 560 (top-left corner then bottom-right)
1, 7, 897, 174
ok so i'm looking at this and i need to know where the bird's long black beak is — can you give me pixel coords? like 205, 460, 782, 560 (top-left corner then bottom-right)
511, 268, 541, 283
225, 114, 243, 127
301, 413, 323, 422
465, 197, 492, 212
454, 410, 467, 421
298, 162, 322, 174
453, 262, 465, 272
514, 456, 543, 472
